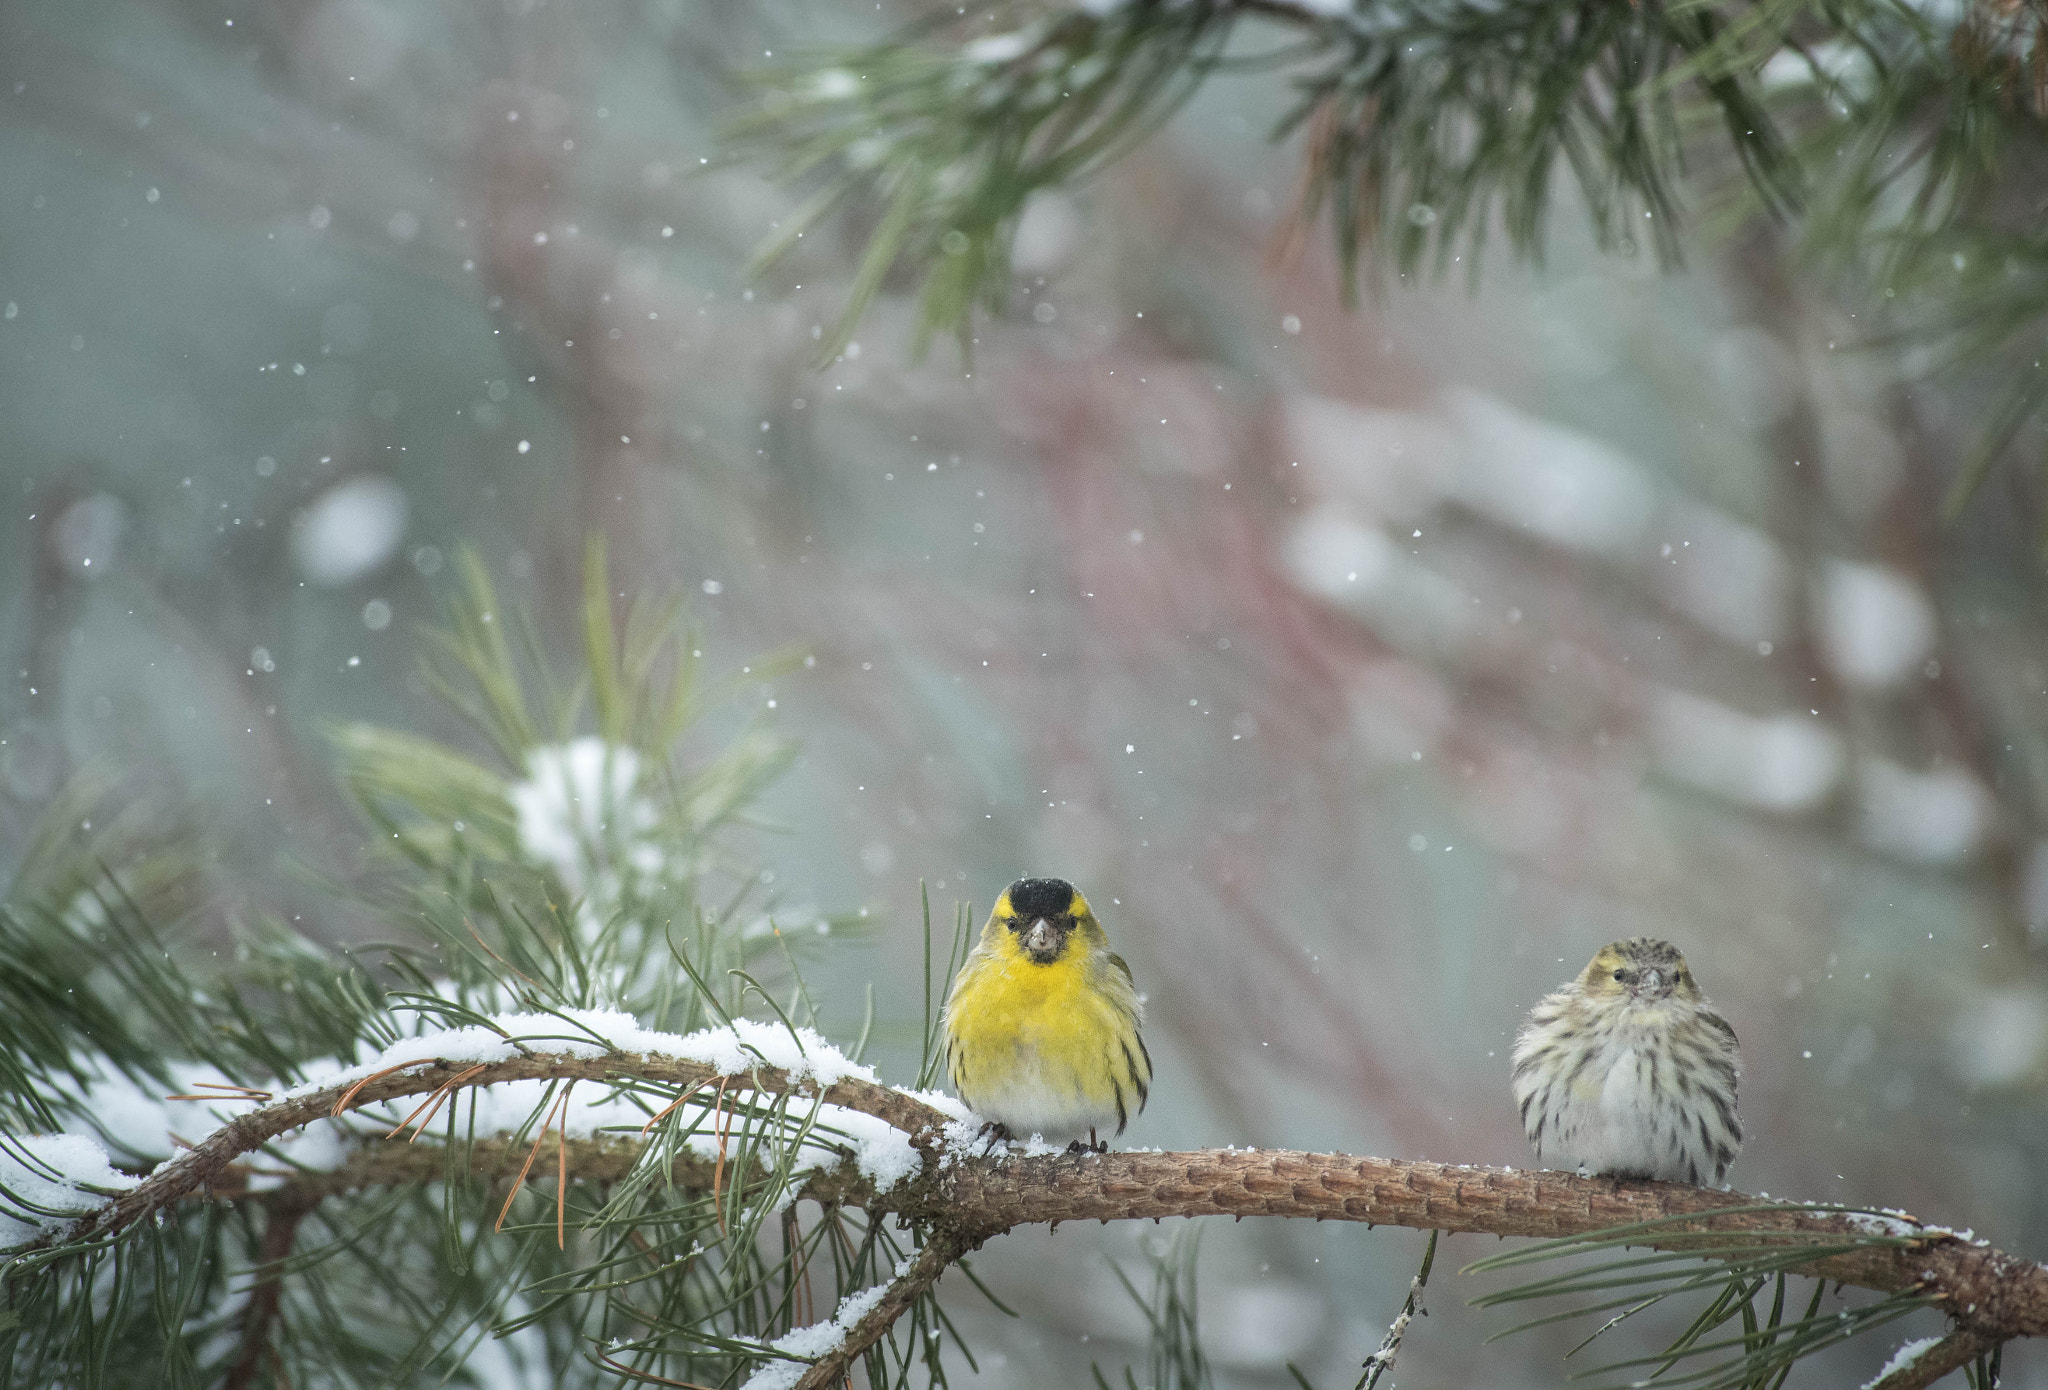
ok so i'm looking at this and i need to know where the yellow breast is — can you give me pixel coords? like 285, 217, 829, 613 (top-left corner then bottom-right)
942, 939, 1148, 1139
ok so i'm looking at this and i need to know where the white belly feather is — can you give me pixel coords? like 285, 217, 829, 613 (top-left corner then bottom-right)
1513, 1008, 1737, 1185
1565, 1045, 1665, 1177
969, 1053, 1119, 1140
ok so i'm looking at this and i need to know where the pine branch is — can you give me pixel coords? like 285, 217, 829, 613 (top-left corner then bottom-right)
25, 1049, 2044, 1356
1358, 1229, 1435, 1390
732, 0, 2048, 526
733, 0, 1805, 354
221, 1194, 314, 1390
1866, 1329, 2000, 1390
907, 1150, 2045, 1343
792, 1227, 975, 1390
202, 1135, 870, 1211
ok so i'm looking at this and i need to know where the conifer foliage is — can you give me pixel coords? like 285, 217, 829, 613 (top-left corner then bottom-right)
738, 0, 2048, 523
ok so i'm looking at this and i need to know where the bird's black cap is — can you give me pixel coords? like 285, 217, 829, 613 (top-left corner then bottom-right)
1005, 877, 1075, 919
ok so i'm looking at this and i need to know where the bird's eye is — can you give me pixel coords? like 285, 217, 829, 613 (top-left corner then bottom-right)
1612, 970, 1625, 981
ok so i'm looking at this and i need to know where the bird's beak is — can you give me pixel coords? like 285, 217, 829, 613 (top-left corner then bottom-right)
1639, 968, 1667, 997
1024, 919, 1055, 954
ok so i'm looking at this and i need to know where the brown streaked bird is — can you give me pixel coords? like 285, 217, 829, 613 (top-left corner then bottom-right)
1510, 937, 1741, 1185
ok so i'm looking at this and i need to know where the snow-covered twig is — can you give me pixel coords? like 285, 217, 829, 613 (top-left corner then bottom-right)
757, 1230, 975, 1390
1358, 1229, 1436, 1390
10, 1011, 959, 1261
1865, 1328, 1999, 1390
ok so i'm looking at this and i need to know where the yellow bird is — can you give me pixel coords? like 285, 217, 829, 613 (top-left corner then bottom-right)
941, 877, 1151, 1151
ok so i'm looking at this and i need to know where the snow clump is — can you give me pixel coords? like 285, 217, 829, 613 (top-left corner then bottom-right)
508, 738, 664, 900
0, 1133, 140, 1250
739, 1282, 893, 1390
1861, 1336, 1945, 1390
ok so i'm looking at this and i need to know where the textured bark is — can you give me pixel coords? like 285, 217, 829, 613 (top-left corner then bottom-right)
27, 1048, 2048, 1366
884, 1148, 2048, 1343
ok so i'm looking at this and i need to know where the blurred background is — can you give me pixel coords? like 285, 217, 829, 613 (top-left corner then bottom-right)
3, 0, 2045, 1385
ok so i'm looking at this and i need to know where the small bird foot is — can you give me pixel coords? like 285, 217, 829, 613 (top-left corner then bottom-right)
1064, 1130, 1108, 1155
976, 1121, 1013, 1148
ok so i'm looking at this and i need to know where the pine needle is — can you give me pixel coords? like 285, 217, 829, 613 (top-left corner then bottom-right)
394, 1064, 488, 1142
329, 1061, 419, 1120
